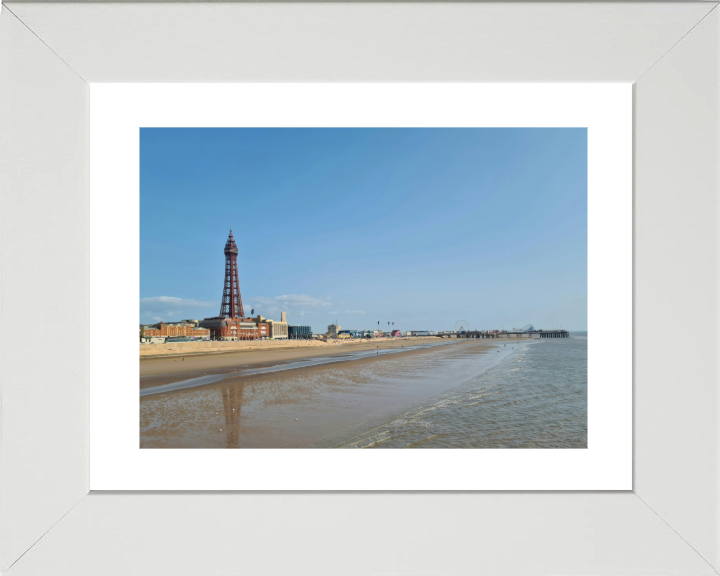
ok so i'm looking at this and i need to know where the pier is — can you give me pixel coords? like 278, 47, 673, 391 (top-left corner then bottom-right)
535, 330, 570, 338
451, 330, 570, 339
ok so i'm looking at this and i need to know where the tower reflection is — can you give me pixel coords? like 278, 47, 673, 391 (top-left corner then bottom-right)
220, 383, 246, 448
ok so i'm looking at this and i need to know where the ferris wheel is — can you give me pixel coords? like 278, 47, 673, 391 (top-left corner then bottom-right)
455, 320, 470, 333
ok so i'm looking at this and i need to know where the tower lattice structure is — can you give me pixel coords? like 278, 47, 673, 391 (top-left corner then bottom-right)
219, 229, 245, 319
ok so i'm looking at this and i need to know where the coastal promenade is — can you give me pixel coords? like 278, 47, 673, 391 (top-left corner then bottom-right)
139, 334, 539, 361
140, 335, 445, 360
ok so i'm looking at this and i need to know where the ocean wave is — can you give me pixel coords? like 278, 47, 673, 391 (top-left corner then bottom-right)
405, 434, 447, 448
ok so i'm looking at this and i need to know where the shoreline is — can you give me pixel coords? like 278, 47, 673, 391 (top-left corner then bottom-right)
140, 338, 495, 392
140, 338, 525, 448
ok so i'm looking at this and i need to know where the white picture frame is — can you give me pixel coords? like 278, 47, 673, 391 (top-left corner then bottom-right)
1, 2, 718, 574
90, 82, 630, 491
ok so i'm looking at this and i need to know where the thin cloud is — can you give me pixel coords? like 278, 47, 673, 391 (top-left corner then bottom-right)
345, 309, 366, 315
140, 296, 216, 321
245, 294, 333, 319
250, 294, 332, 308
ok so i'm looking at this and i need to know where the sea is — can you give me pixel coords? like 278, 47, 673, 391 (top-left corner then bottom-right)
326, 332, 587, 449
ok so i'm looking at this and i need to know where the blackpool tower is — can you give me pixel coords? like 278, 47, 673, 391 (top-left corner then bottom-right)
219, 229, 245, 319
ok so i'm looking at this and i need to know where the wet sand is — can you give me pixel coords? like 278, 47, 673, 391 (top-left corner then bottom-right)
142, 337, 456, 381
140, 339, 509, 448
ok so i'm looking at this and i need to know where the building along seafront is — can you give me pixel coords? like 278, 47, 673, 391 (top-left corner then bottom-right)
142, 321, 210, 342
197, 317, 260, 341
251, 313, 288, 340
288, 325, 312, 339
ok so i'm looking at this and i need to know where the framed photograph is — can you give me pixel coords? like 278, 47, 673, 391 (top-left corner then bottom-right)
90, 83, 629, 491
2, 2, 718, 574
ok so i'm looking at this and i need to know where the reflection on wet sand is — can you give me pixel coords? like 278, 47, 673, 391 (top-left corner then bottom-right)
140, 341, 508, 449
220, 384, 245, 449
140, 336, 587, 449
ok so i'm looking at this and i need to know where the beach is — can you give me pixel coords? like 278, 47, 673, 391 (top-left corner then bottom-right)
140, 337, 480, 386
139, 334, 587, 449
141, 337, 487, 387
141, 338, 500, 448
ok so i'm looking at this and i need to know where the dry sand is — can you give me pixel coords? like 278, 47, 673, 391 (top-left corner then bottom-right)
140, 336, 439, 359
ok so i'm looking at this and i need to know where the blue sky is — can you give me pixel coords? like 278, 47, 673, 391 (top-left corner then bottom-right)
140, 128, 587, 332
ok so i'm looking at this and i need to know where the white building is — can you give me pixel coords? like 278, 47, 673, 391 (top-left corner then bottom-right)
252, 312, 288, 339
269, 315, 288, 339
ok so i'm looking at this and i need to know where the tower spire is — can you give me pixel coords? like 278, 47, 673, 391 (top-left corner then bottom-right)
219, 229, 245, 319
